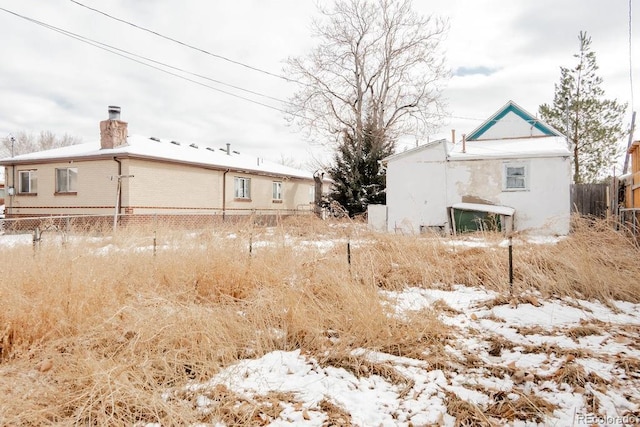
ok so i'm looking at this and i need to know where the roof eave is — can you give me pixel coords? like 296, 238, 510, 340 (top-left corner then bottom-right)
447, 152, 571, 161
0, 151, 314, 180
382, 139, 448, 163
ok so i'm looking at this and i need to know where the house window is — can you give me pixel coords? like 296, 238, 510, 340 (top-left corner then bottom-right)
504, 163, 528, 190
309, 185, 315, 202
56, 167, 78, 193
18, 170, 37, 194
272, 181, 282, 201
234, 177, 251, 199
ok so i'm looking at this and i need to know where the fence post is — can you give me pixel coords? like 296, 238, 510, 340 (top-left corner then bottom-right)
32, 227, 41, 254
508, 236, 513, 295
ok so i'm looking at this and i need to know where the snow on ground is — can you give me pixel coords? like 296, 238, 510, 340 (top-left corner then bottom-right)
1, 231, 638, 425
168, 285, 640, 426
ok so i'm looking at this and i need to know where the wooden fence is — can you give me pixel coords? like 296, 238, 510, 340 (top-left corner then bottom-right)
570, 183, 609, 218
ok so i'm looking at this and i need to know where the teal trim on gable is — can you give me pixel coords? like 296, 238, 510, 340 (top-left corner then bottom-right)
467, 102, 560, 140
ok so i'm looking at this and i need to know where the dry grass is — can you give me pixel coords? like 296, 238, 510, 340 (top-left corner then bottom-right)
318, 398, 354, 426
169, 385, 293, 426
0, 216, 638, 424
552, 362, 589, 388
566, 324, 602, 341
487, 335, 516, 357
445, 392, 494, 426
360, 216, 640, 303
615, 355, 640, 377
513, 216, 640, 302
485, 390, 557, 423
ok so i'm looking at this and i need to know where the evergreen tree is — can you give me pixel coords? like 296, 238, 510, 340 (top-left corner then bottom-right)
539, 31, 627, 183
286, 0, 449, 217
327, 120, 395, 217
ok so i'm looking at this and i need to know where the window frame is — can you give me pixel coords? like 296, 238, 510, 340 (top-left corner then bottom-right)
55, 167, 78, 194
503, 162, 529, 191
18, 169, 38, 194
272, 181, 283, 201
309, 185, 315, 203
234, 176, 251, 200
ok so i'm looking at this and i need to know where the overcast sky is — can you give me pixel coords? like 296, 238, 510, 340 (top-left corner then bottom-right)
1, 0, 638, 170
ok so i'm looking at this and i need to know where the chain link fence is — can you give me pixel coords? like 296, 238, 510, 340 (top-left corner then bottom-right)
1, 207, 316, 235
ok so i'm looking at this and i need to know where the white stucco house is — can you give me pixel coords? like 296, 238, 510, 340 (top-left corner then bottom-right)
374, 100, 572, 235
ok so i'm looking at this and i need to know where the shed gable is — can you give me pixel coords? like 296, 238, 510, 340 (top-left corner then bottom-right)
467, 101, 561, 141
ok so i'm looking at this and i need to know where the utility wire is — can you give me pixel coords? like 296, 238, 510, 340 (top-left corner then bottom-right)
69, 0, 300, 84
1, 6, 507, 136
4, 6, 481, 127
0, 7, 305, 118
629, 0, 634, 113
67, 0, 487, 122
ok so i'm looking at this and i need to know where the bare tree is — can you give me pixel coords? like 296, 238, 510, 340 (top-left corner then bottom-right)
285, 0, 449, 147
1, 131, 82, 157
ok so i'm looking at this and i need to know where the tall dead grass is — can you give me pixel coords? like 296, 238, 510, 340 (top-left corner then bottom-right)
353, 216, 640, 302
0, 216, 638, 424
511, 216, 640, 302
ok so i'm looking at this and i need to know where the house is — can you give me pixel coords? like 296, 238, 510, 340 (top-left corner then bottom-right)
618, 140, 640, 225
376, 101, 571, 235
0, 168, 4, 218
0, 106, 326, 228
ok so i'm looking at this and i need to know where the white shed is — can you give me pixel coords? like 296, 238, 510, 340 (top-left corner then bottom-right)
381, 101, 572, 235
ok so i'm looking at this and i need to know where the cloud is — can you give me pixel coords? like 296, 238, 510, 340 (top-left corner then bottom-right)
0, 0, 637, 168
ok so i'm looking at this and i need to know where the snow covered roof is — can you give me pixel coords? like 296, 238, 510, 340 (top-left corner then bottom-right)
447, 135, 571, 160
384, 135, 570, 163
0, 135, 315, 180
382, 139, 450, 163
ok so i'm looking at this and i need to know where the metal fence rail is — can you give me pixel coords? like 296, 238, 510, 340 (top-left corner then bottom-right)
618, 208, 640, 237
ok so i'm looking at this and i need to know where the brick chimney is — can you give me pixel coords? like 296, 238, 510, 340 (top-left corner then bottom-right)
100, 106, 128, 149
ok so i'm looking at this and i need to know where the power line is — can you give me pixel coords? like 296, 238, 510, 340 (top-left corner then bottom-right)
629, 0, 634, 113
0, 7, 303, 117
1, 6, 499, 137
67, 1, 501, 127
69, 0, 299, 84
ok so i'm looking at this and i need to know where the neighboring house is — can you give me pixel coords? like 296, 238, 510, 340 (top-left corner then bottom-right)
622, 140, 640, 207
619, 140, 640, 225
0, 168, 4, 218
377, 101, 571, 235
0, 106, 326, 227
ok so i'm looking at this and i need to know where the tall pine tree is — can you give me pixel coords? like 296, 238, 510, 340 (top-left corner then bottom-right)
327, 120, 395, 217
539, 31, 627, 183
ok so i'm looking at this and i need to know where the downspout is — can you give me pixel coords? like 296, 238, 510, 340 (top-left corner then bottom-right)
222, 169, 229, 221
443, 140, 451, 234
114, 157, 122, 219
7, 165, 15, 216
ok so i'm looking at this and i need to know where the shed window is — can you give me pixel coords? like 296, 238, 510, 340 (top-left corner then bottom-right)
504, 163, 528, 191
